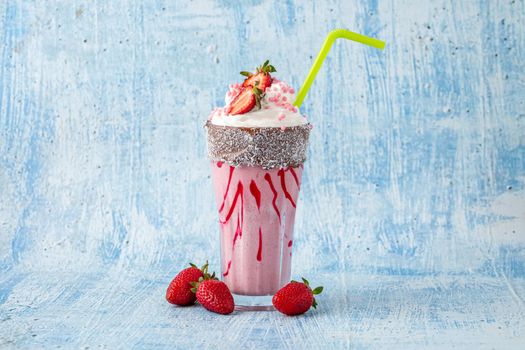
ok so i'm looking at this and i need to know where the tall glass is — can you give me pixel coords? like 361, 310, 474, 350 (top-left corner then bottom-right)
210, 162, 303, 309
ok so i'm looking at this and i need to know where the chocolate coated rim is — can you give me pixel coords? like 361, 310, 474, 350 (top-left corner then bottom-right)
205, 121, 311, 169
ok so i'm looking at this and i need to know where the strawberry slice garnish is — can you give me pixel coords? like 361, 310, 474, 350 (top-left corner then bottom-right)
225, 60, 275, 115
242, 72, 272, 91
226, 86, 263, 115
240, 60, 276, 92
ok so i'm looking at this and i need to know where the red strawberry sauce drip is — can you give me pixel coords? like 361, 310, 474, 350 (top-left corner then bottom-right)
289, 167, 300, 187
249, 180, 261, 210
264, 173, 281, 222
232, 215, 242, 247
219, 181, 244, 277
223, 260, 232, 277
220, 181, 243, 224
278, 169, 296, 208
219, 166, 235, 212
257, 227, 263, 262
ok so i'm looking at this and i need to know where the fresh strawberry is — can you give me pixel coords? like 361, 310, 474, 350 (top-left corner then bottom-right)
272, 277, 323, 316
192, 279, 234, 315
226, 86, 263, 115
240, 60, 276, 91
166, 262, 211, 306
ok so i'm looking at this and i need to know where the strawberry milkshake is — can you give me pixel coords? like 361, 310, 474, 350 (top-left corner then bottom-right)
206, 61, 311, 309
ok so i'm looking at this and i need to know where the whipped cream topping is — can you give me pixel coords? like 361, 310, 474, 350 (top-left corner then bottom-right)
208, 78, 308, 128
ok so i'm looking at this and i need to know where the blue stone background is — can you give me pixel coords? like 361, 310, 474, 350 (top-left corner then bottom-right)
1, 1, 524, 348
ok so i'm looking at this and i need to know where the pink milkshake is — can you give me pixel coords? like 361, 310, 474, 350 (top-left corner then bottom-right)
212, 162, 303, 296
206, 60, 311, 308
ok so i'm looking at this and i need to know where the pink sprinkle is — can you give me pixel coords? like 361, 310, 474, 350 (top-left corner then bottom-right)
308, 124, 314, 129
289, 88, 295, 94
282, 96, 287, 101
292, 107, 298, 113
278, 113, 285, 121
280, 126, 286, 131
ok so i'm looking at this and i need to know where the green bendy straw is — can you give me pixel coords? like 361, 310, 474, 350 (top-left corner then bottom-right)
293, 29, 385, 108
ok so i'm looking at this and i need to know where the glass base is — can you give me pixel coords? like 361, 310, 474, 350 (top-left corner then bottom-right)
233, 293, 275, 311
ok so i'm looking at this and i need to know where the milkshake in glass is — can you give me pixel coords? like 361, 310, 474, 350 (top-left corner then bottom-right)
206, 61, 311, 309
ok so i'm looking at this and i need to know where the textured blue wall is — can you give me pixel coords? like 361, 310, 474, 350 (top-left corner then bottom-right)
1, 1, 524, 348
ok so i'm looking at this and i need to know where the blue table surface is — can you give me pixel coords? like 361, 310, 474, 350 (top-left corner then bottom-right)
1, 1, 524, 349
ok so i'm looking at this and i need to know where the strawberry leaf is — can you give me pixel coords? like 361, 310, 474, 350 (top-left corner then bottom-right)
301, 277, 310, 287
189, 281, 198, 289
312, 286, 323, 295
251, 60, 277, 75
312, 298, 318, 309
201, 261, 209, 273
240, 71, 252, 77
